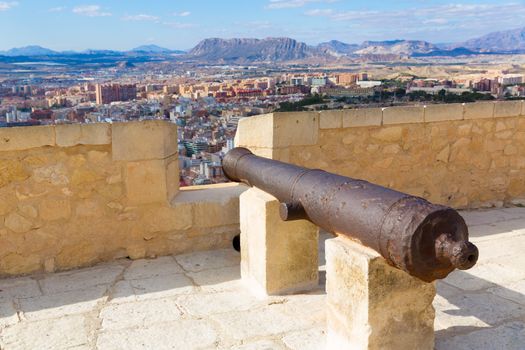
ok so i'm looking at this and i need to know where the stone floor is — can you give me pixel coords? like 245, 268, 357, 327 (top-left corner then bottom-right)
0, 208, 524, 349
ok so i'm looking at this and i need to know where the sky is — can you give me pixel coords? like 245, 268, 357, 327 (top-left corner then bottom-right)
0, 0, 524, 51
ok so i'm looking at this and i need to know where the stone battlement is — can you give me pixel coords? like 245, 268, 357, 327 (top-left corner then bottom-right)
0, 121, 245, 276
236, 101, 525, 208
1, 100, 525, 276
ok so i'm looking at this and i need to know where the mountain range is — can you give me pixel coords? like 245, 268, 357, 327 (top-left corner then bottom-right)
1, 26, 525, 63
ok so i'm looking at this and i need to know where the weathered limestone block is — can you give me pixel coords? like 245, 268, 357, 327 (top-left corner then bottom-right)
81, 123, 112, 145
235, 113, 274, 148
39, 197, 71, 221
240, 187, 319, 296
0, 125, 55, 151
326, 237, 435, 350
124, 156, 178, 205
383, 106, 424, 125
5, 212, 33, 233
494, 101, 522, 118
424, 103, 464, 122
464, 102, 495, 119
273, 112, 319, 147
320, 110, 343, 129
342, 108, 383, 128
112, 120, 177, 161
0, 159, 30, 188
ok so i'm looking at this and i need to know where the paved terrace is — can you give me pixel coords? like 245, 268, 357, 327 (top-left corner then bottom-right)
0, 208, 524, 350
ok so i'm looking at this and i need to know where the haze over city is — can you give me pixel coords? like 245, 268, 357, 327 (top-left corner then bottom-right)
1, 0, 525, 50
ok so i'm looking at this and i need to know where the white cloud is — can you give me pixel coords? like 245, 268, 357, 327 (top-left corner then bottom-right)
173, 11, 191, 17
48, 6, 66, 12
267, 0, 336, 10
122, 14, 159, 21
162, 21, 196, 29
304, 3, 525, 40
73, 5, 111, 17
305, 8, 333, 16
0, 1, 17, 11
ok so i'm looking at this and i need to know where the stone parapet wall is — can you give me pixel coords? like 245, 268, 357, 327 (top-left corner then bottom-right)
0, 121, 246, 276
236, 101, 525, 208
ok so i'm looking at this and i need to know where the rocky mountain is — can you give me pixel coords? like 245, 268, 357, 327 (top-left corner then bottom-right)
354, 40, 438, 56
0, 45, 58, 56
316, 40, 359, 56
459, 27, 525, 53
188, 37, 319, 62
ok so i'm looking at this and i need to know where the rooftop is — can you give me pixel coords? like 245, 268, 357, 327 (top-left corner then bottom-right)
0, 207, 524, 350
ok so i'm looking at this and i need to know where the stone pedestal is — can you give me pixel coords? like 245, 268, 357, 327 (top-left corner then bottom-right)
240, 187, 319, 297
326, 237, 436, 350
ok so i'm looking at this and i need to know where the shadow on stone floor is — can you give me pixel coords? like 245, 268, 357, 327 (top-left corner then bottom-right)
435, 270, 525, 348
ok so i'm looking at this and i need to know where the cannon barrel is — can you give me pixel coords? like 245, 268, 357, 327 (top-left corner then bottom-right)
223, 147, 479, 282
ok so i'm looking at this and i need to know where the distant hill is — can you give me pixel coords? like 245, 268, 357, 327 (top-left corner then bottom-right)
188, 37, 320, 62
0, 45, 58, 56
130, 45, 185, 54
458, 27, 525, 53
355, 40, 438, 56
316, 40, 359, 56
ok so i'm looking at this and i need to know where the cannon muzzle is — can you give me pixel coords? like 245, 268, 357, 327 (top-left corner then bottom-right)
223, 147, 478, 282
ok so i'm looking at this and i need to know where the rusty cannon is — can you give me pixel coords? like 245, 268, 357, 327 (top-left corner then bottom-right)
223, 147, 479, 283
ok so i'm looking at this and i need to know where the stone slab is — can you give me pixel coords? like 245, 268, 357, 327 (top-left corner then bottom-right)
326, 237, 435, 350
240, 188, 319, 296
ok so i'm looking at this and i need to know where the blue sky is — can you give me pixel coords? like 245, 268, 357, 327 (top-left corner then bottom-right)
0, 0, 524, 51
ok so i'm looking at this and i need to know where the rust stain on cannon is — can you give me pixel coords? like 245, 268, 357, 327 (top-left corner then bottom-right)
223, 147, 479, 283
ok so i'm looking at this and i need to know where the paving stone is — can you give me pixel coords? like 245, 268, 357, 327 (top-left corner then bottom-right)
474, 236, 525, 262
211, 303, 313, 341
436, 321, 525, 350
100, 298, 184, 331
0, 314, 89, 350
175, 249, 240, 272
434, 292, 525, 329
230, 339, 288, 350
39, 264, 123, 294
487, 279, 525, 305
436, 281, 463, 299
97, 319, 218, 350
0, 277, 41, 300
0, 301, 19, 328
124, 256, 184, 280
461, 208, 525, 228
282, 327, 326, 350
444, 263, 523, 291
129, 273, 195, 301
434, 294, 490, 333
18, 285, 107, 321
187, 266, 242, 292
108, 280, 138, 304
177, 289, 260, 317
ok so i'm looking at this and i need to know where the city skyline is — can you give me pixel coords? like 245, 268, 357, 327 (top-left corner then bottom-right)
0, 0, 524, 51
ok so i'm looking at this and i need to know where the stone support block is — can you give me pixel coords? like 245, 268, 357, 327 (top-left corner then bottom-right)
424, 104, 464, 122
342, 108, 383, 128
464, 102, 495, 119
382, 106, 424, 125
494, 101, 522, 118
124, 155, 178, 205
326, 237, 436, 350
0, 125, 55, 151
112, 120, 177, 161
240, 188, 319, 296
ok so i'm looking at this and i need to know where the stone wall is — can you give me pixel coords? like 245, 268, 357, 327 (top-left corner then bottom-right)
236, 101, 525, 208
0, 121, 245, 276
